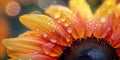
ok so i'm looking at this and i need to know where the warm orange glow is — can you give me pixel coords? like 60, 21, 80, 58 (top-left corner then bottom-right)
0, 17, 9, 59
3, 0, 120, 60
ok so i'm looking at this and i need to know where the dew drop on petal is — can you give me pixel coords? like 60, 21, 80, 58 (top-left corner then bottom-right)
55, 12, 61, 18
65, 23, 69, 27
48, 22, 50, 25
43, 33, 48, 38
61, 18, 66, 22
101, 17, 106, 23
67, 27, 72, 33
89, 22, 92, 25
34, 52, 39, 54
95, 24, 99, 27
57, 20, 61, 23
49, 29, 55, 33
50, 37, 57, 43
42, 43, 55, 54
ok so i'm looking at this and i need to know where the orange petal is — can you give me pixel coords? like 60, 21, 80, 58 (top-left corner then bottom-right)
112, 4, 120, 30
93, 16, 113, 38
42, 43, 63, 57
93, 0, 116, 38
3, 37, 44, 58
3, 33, 62, 58
10, 53, 57, 60
110, 23, 120, 48
0, 17, 9, 59
20, 31, 63, 57
45, 5, 85, 39
19, 14, 72, 46
108, 4, 120, 48
69, 0, 93, 19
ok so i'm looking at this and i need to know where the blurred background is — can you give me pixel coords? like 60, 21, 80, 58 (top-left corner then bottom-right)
0, 0, 107, 60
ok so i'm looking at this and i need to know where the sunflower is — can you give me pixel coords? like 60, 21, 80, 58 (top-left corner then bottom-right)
3, 0, 120, 60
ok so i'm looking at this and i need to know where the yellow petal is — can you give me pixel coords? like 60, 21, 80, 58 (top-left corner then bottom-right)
95, 0, 116, 17
45, 5, 85, 39
19, 14, 56, 34
69, 0, 94, 37
19, 14, 72, 46
69, 0, 93, 19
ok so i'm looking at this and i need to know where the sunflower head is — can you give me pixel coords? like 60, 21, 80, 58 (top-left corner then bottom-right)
3, 0, 120, 60
59, 37, 118, 60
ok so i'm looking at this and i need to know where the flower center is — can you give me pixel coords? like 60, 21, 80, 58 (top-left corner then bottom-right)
59, 37, 119, 60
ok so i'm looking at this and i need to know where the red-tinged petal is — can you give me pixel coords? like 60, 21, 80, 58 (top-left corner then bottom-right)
114, 43, 120, 49
10, 53, 57, 60
84, 19, 94, 37
19, 31, 51, 45
19, 14, 71, 46
42, 43, 63, 57
20, 31, 63, 57
110, 24, 120, 48
93, 0, 116, 38
69, 0, 93, 19
45, 5, 85, 39
107, 5, 120, 48
112, 4, 120, 30
117, 49, 120, 58
3, 36, 62, 58
3, 38, 44, 58
93, 16, 113, 38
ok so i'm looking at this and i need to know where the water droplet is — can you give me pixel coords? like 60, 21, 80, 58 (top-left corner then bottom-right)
48, 22, 50, 25
67, 27, 72, 33
50, 29, 56, 33
55, 12, 61, 18
95, 24, 99, 27
50, 37, 57, 43
65, 23, 69, 27
61, 18, 66, 22
43, 33, 48, 38
101, 17, 106, 23
34, 52, 39, 54
57, 20, 61, 23
89, 22, 92, 25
